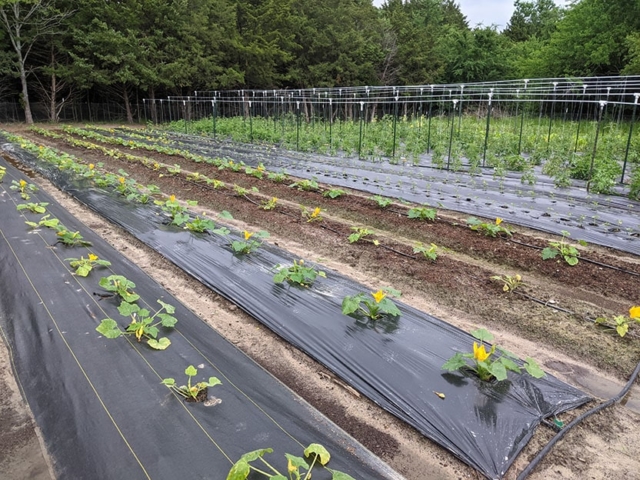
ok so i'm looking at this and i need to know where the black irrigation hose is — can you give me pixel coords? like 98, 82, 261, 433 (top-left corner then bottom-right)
506, 238, 640, 277
513, 291, 576, 315
517, 359, 640, 480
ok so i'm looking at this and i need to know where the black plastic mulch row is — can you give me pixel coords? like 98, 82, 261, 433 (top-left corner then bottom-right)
0, 158, 397, 479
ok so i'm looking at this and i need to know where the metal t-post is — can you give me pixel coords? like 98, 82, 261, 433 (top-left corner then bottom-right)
575, 85, 587, 152
447, 99, 459, 171
587, 101, 606, 193
621, 93, 639, 184
482, 91, 494, 167
392, 96, 399, 158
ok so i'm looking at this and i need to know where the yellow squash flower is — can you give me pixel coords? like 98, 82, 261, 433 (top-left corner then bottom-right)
118, 177, 126, 184
88, 163, 95, 170
287, 459, 296, 473
495, 217, 503, 225
169, 195, 176, 202
630, 306, 640, 319
243, 231, 253, 240
88, 253, 98, 262
473, 342, 490, 362
371, 289, 386, 303
19, 179, 26, 188
311, 207, 321, 218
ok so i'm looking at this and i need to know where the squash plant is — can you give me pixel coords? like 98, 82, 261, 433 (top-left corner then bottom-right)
273, 260, 325, 287
226, 443, 355, 480
162, 365, 221, 402
96, 300, 177, 350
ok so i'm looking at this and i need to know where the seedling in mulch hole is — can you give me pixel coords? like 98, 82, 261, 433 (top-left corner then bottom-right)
96, 300, 177, 350
261, 197, 278, 211
0, 166, 6, 181
184, 212, 232, 235
541, 230, 580, 266
301, 206, 323, 223
289, 178, 319, 191
154, 195, 197, 226
348, 227, 379, 245
595, 306, 640, 337
370, 195, 392, 208
98, 275, 140, 303
162, 365, 221, 402
467, 217, 513, 237
25, 214, 60, 229
413, 242, 438, 261
342, 288, 401, 320
273, 260, 326, 287
226, 443, 354, 480
231, 230, 269, 255
491, 274, 523, 293
267, 171, 288, 183
10, 179, 38, 200
55, 228, 92, 247
66, 253, 111, 277
442, 328, 545, 382
408, 206, 436, 221
16, 202, 49, 214
114, 175, 138, 196
323, 188, 345, 199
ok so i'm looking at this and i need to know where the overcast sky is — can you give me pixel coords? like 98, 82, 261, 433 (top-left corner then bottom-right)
372, 0, 569, 31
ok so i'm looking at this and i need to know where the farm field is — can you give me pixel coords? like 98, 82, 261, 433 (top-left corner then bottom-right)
1, 123, 640, 480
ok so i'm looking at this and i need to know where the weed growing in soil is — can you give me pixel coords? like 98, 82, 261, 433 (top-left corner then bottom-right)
348, 227, 379, 245
66, 253, 111, 277
442, 328, 545, 382
267, 171, 288, 183
96, 299, 177, 350
301, 206, 323, 223
323, 188, 346, 199
10, 179, 38, 200
413, 242, 438, 261
595, 306, 640, 337
541, 230, 580, 266
342, 287, 401, 320
408, 206, 436, 221
231, 230, 269, 254
370, 195, 392, 208
99, 275, 140, 303
162, 365, 221, 401
227, 443, 354, 480
491, 274, 523, 293
467, 217, 513, 237
16, 202, 49, 214
273, 259, 325, 287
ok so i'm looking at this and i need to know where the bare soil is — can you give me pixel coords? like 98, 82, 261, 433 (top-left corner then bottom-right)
1, 124, 640, 480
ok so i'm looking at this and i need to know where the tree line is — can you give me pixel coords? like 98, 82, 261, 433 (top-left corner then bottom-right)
1, 0, 639, 123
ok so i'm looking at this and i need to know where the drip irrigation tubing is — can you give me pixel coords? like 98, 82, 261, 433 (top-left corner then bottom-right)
516, 359, 640, 480
505, 238, 640, 277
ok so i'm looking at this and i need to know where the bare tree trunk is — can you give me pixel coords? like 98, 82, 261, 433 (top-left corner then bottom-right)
123, 84, 133, 123
18, 61, 33, 124
149, 87, 157, 123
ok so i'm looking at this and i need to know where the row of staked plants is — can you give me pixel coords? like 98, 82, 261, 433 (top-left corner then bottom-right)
163, 112, 640, 198
2, 137, 355, 480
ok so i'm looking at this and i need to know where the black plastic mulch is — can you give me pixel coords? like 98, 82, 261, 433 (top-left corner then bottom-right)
2, 139, 591, 479
0, 157, 398, 479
